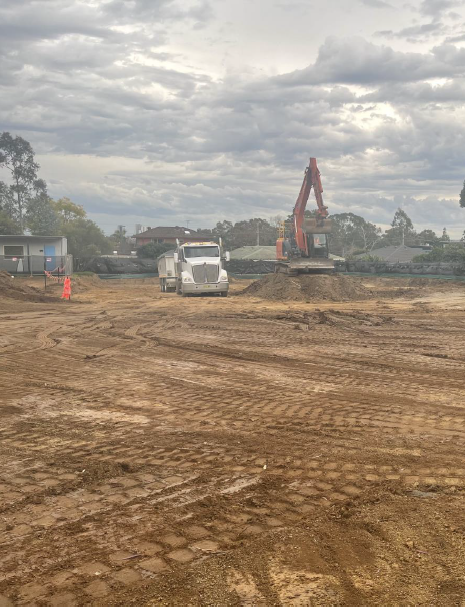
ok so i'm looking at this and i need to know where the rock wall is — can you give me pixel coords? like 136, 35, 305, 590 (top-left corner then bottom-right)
226, 260, 277, 274
337, 260, 465, 276
74, 257, 465, 277
75, 257, 157, 274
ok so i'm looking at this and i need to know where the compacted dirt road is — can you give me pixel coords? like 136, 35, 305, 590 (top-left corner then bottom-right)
1, 275, 465, 606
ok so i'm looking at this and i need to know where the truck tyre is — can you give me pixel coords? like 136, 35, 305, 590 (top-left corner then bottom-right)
220, 291, 228, 297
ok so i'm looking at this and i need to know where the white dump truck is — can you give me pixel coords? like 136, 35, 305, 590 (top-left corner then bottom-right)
173, 241, 230, 297
157, 251, 177, 292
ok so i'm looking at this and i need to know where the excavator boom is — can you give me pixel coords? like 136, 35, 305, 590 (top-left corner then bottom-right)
293, 158, 329, 256
276, 157, 334, 274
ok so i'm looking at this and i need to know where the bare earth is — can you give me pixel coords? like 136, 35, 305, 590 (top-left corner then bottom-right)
1, 275, 465, 606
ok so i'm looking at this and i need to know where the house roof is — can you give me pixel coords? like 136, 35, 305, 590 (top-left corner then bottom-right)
133, 226, 210, 239
357, 245, 431, 263
230, 245, 345, 261
230, 246, 277, 260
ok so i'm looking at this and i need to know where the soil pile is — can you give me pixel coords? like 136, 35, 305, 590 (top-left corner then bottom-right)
70, 274, 104, 293
0, 271, 54, 302
240, 273, 374, 302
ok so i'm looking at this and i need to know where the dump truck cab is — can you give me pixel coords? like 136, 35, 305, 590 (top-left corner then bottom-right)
174, 241, 230, 297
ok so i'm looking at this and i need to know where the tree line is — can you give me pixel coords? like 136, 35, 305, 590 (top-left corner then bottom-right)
2, 132, 464, 260
0, 132, 118, 257
195, 209, 458, 259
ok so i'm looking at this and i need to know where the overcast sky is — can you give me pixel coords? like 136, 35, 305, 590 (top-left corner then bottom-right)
1, 0, 465, 237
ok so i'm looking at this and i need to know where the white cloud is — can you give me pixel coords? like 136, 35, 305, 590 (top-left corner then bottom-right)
1, 0, 465, 238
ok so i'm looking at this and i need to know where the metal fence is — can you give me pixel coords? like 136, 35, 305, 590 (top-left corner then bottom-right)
0, 254, 73, 276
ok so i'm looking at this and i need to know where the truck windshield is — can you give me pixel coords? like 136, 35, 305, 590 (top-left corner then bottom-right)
184, 246, 219, 258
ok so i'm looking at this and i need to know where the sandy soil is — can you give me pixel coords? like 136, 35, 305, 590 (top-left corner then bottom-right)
1, 275, 465, 606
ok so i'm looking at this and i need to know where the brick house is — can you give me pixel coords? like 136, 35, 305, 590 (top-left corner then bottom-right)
133, 226, 211, 248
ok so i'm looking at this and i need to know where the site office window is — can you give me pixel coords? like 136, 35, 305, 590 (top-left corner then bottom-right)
4, 245, 24, 259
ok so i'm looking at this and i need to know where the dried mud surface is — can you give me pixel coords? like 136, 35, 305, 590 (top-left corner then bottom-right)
1, 275, 465, 606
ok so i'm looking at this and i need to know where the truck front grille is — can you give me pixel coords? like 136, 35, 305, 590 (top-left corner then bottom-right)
206, 264, 219, 283
193, 264, 219, 284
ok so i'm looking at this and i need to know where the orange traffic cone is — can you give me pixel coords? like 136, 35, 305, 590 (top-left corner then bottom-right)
61, 276, 71, 300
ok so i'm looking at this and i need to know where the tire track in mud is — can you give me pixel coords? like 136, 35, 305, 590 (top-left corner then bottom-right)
2, 290, 465, 604
2, 328, 465, 444
2, 426, 465, 604
2, 421, 465, 604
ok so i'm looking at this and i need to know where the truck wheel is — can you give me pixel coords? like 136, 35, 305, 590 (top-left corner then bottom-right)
220, 291, 228, 298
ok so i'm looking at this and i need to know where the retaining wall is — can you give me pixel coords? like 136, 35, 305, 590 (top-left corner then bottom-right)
337, 260, 465, 276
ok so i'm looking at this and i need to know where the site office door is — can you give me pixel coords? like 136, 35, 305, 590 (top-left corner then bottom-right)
44, 245, 56, 271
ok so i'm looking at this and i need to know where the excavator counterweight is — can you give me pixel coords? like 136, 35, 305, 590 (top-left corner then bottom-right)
276, 158, 334, 275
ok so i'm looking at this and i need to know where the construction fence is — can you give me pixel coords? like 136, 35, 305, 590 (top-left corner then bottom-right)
0, 254, 73, 276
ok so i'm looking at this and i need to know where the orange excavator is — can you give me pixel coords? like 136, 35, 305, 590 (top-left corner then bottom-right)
276, 158, 334, 275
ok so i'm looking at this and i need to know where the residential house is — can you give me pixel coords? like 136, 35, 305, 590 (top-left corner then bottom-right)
133, 226, 211, 248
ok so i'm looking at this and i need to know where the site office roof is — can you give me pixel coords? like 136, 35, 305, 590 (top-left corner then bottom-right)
0, 235, 66, 239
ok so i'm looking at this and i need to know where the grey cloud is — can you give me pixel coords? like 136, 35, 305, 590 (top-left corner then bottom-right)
432, 41, 465, 65
334, 192, 464, 230
446, 31, 465, 41
363, 78, 465, 103
273, 1, 311, 12
0, 3, 111, 43
419, 0, 463, 18
102, 0, 214, 24
376, 20, 446, 42
1, 0, 464, 236
187, 0, 215, 26
276, 37, 465, 85
360, 0, 393, 8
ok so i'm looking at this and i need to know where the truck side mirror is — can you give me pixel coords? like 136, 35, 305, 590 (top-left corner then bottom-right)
225, 252, 230, 262
173, 253, 179, 263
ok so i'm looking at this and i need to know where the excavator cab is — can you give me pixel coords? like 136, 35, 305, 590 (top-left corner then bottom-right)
303, 216, 332, 259
310, 233, 327, 250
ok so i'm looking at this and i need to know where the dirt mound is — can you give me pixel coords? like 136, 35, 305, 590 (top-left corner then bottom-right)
69, 274, 104, 293
240, 273, 374, 302
0, 271, 54, 302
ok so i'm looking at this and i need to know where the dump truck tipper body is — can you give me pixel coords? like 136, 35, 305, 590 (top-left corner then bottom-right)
174, 241, 229, 297
157, 251, 177, 292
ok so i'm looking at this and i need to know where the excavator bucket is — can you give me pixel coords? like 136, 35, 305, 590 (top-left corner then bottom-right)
303, 218, 333, 234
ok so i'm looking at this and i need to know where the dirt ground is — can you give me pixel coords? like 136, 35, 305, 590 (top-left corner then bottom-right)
1, 274, 465, 606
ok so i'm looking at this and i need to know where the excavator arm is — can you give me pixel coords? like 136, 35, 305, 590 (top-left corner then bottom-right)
293, 157, 329, 255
